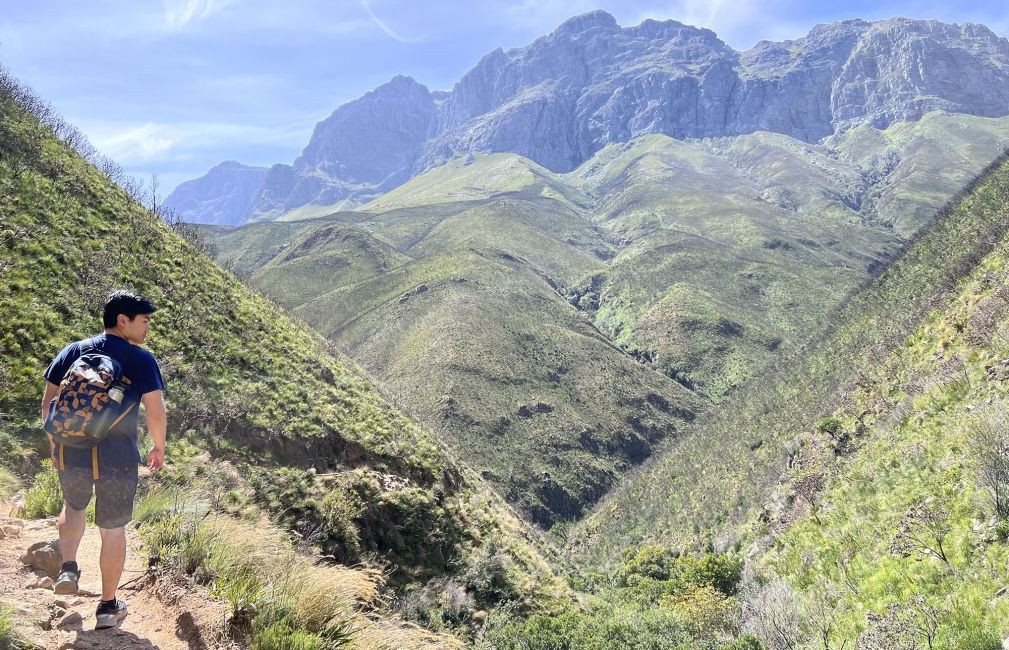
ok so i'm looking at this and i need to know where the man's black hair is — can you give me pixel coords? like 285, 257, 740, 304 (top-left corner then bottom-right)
103, 290, 157, 328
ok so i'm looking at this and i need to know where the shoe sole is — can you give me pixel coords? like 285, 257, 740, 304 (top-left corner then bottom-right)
95, 607, 128, 630
53, 579, 79, 596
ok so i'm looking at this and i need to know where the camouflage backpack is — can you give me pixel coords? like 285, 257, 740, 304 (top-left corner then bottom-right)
44, 347, 135, 449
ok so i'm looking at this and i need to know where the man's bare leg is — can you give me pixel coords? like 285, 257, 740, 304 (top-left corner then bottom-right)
97, 526, 126, 601
57, 505, 86, 562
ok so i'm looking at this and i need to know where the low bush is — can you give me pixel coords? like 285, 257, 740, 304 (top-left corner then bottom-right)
617, 546, 743, 597
0, 603, 27, 650
955, 628, 1003, 650
22, 460, 61, 518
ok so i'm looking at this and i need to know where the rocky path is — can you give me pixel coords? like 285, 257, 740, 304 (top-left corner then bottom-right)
0, 516, 232, 649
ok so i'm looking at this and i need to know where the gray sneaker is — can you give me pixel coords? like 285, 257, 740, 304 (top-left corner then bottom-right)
95, 599, 128, 630
54, 566, 80, 596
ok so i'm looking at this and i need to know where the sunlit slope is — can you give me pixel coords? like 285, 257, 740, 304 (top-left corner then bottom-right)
571, 151, 1009, 568
832, 111, 1009, 237
569, 133, 901, 400
296, 248, 705, 526
203, 113, 1009, 531
762, 230, 1009, 643
252, 221, 412, 309
207, 214, 364, 278
360, 152, 592, 214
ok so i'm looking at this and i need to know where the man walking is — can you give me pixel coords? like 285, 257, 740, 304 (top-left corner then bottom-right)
41, 290, 166, 630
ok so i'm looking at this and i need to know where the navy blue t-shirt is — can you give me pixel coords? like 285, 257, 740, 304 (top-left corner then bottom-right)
44, 333, 164, 470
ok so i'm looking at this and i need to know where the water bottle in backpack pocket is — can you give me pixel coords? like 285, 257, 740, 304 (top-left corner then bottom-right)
44, 352, 136, 448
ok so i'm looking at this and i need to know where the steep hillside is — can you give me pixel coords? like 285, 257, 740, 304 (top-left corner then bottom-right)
756, 233, 1009, 644
253, 221, 412, 309
571, 150, 1009, 571
0, 67, 568, 646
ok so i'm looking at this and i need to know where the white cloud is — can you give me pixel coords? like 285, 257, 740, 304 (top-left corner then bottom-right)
359, 0, 425, 43
164, 0, 237, 30
79, 118, 317, 165
89, 123, 179, 163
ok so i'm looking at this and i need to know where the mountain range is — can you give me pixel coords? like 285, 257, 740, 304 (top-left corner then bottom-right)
166, 12, 1009, 225
182, 13, 1009, 529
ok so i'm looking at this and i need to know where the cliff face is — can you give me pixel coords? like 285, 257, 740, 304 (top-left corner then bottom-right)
243, 75, 438, 220
168, 13, 1009, 222
424, 14, 1009, 172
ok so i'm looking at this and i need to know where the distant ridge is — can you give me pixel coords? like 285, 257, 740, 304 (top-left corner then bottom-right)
162, 160, 267, 225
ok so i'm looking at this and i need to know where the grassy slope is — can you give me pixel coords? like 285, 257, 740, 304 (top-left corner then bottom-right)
253, 221, 413, 309
359, 153, 592, 214
204, 115, 1009, 532
0, 70, 568, 640
572, 133, 898, 400
572, 151, 1009, 571
763, 242, 1009, 644
831, 111, 1009, 238
296, 246, 705, 527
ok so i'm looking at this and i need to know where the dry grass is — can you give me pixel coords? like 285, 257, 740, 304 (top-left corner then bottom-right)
201, 515, 382, 626
349, 617, 466, 650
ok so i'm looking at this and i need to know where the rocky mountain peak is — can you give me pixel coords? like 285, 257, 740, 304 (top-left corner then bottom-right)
551, 9, 619, 36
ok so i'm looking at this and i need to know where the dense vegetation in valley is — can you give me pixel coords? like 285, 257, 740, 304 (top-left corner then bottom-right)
204, 114, 1009, 530
0, 65, 570, 648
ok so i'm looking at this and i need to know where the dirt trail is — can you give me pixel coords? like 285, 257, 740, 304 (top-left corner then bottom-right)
0, 515, 232, 650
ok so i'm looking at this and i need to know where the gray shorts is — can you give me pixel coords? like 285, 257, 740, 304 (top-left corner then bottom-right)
59, 465, 139, 529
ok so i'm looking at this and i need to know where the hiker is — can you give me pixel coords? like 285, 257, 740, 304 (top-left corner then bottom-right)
40, 290, 166, 630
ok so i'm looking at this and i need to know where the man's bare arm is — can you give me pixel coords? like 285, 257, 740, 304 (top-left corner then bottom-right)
41, 381, 58, 421
141, 390, 167, 472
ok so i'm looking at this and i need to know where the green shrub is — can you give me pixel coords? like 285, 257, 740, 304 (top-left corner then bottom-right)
319, 485, 363, 561
955, 628, 1002, 650
996, 519, 1009, 542
463, 540, 517, 604
718, 636, 766, 650
212, 573, 266, 628
0, 603, 26, 650
139, 512, 214, 579
815, 417, 844, 437
22, 460, 62, 518
251, 620, 324, 650
617, 546, 742, 597
479, 606, 697, 650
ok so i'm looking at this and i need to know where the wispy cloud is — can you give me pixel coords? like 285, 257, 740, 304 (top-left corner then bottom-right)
81, 118, 316, 166
164, 0, 236, 30
359, 0, 425, 43
87, 123, 179, 163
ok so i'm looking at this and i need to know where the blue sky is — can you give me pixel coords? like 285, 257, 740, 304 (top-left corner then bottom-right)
2, 0, 1007, 195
